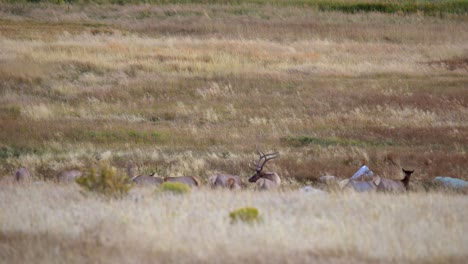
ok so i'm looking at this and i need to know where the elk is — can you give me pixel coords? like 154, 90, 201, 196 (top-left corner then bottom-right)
374, 169, 414, 192
57, 170, 83, 182
227, 177, 242, 190
164, 176, 201, 187
131, 172, 164, 185
127, 163, 200, 187
127, 163, 164, 185
209, 173, 243, 189
248, 148, 280, 190
14, 167, 32, 182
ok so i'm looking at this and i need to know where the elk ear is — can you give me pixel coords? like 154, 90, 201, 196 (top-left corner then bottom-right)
373, 175, 381, 186
402, 169, 414, 174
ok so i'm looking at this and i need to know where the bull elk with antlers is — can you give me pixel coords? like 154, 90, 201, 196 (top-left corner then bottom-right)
248, 148, 281, 190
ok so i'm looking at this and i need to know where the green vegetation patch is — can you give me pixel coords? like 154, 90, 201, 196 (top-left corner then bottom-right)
76, 162, 133, 198
229, 207, 261, 224
0, 106, 21, 120
0, 145, 43, 160
158, 182, 191, 195
4, 0, 467, 15
281, 135, 395, 148
317, 0, 468, 15
70, 129, 166, 144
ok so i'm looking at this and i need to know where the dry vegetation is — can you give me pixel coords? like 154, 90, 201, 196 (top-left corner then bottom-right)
1, 183, 468, 264
0, 2, 467, 262
0, 3, 467, 182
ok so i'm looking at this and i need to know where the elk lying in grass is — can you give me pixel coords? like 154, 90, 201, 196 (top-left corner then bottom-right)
164, 176, 201, 187
14, 167, 32, 182
127, 163, 200, 187
209, 173, 243, 190
131, 174, 199, 187
57, 170, 83, 183
127, 163, 164, 185
131, 172, 164, 185
374, 169, 414, 192
227, 177, 242, 190
248, 149, 280, 190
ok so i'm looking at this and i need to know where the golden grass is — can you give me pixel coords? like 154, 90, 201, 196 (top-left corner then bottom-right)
0, 4, 467, 181
1, 4, 467, 263
0, 183, 467, 263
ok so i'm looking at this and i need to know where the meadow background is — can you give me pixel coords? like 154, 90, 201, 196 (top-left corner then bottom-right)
1, 0, 467, 182
0, 1, 467, 262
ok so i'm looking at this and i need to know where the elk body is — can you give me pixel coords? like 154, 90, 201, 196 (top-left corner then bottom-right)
14, 167, 32, 182
227, 177, 242, 190
164, 176, 201, 187
127, 163, 200, 187
375, 169, 414, 192
131, 175, 199, 187
248, 149, 280, 190
127, 164, 164, 185
209, 173, 243, 189
131, 172, 164, 185
57, 170, 83, 182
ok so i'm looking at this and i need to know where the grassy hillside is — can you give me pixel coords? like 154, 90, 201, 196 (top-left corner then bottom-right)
0, 3, 467, 183
0, 3, 467, 263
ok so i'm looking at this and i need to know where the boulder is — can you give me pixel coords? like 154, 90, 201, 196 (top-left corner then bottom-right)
434, 176, 468, 189
350, 165, 374, 181
14, 167, 32, 182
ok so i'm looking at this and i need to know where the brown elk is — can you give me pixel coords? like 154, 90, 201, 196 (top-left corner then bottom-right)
131, 172, 164, 185
164, 176, 201, 187
127, 163, 164, 185
14, 167, 32, 182
209, 173, 243, 189
227, 177, 242, 190
128, 162, 200, 187
248, 148, 280, 190
374, 169, 414, 192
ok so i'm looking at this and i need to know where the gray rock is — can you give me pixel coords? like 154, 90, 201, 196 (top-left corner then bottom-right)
350, 165, 374, 181
14, 167, 32, 182
434, 176, 468, 189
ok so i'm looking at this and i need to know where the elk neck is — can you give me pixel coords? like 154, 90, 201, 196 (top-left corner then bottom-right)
263, 172, 281, 185
401, 173, 412, 190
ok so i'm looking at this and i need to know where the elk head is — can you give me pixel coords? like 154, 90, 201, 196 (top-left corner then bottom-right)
248, 148, 280, 183
401, 168, 414, 189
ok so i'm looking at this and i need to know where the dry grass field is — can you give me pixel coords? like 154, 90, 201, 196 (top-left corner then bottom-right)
0, 1, 467, 263
1, 183, 467, 264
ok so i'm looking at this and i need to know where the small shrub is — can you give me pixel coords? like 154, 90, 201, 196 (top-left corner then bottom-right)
229, 207, 261, 224
158, 182, 191, 195
76, 163, 132, 198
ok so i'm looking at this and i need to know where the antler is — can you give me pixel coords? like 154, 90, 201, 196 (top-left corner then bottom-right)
254, 146, 279, 172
